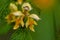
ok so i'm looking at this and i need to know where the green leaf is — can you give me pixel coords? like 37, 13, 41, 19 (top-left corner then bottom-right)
10, 28, 32, 40
0, 24, 12, 35
0, 0, 12, 35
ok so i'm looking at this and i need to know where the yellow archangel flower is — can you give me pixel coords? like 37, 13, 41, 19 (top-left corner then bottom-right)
5, 11, 25, 30
5, 2, 40, 32
13, 16, 24, 30
26, 14, 40, 32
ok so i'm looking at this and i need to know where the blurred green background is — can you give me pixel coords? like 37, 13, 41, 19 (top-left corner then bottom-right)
0, 0, 60, 40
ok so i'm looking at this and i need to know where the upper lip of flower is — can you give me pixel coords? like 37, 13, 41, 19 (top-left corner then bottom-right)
22, 2, 32, 11
29, 14, 40, 21
12, 11, 24, 16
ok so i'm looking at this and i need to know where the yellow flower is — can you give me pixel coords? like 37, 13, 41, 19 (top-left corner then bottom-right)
5, 11, 23, 23
5, 13, 15, 24
5, 11, 25, 29
13, 16, 24, 30
5, 3, 20, 23
13, 11, 25, 26
26, 17, 38, 32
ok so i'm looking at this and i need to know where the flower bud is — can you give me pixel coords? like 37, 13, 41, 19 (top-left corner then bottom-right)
10, 3, 18, 11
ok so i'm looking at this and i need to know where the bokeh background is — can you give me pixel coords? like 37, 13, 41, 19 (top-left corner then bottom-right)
0, 0, 60, 40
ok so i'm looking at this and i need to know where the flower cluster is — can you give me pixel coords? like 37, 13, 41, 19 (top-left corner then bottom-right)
5, 0, 40, 32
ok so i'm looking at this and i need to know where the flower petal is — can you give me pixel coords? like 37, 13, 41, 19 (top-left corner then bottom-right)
12, 11, 23, 16
29, 18, 37, 25
22, 2, 32, 11
5, 14, 14, 24
29, 25, 35, 32
33, 20, 38, 25
26, 19, 29, 28
29, 14, 40, 21
13, 25, 20, 30
21, 20, 24, 27
13, 18, 20, 30
20, 16, 24, 27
